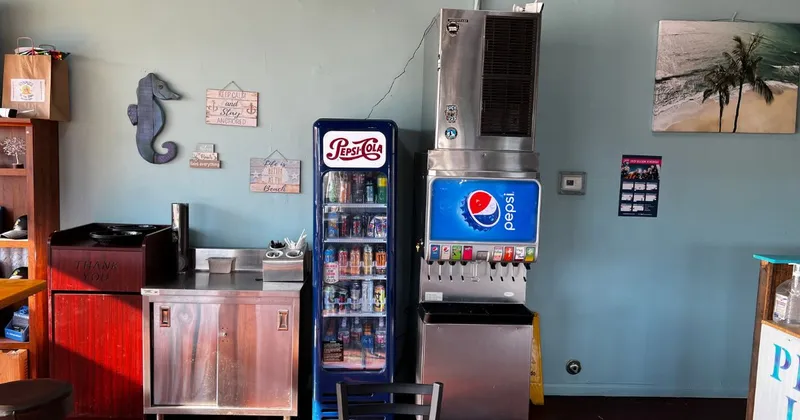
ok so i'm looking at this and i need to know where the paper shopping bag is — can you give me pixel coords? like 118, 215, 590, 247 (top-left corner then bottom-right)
2, 54, 70, 121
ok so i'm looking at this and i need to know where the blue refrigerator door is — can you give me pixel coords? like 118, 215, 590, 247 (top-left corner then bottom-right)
312, 119, 397, 419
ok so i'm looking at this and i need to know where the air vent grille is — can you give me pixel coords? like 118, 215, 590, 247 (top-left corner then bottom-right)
481, 15, 538, 137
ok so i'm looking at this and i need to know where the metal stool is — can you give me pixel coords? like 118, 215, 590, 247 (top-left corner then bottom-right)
0, 379, 73, 420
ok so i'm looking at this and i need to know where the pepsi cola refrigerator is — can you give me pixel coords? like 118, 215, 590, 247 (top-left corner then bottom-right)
312, 119, 397, 419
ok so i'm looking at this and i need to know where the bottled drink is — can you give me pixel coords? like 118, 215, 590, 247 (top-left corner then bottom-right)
376, 174, 388, 204
365, 177, 375, 203
326, 172, 339, 203
323, 285, 336, 315
774, 264, 800, 324
375, 318, 387, 353
338, 248, 349, 275
373, 283, 386, 313
336, 288, 348, 313
352, 173, 366, 204
339, 214, 350, 238
338, 172, 351, 203
338, 318, 351, 348
351, 215, 363, 238
363, 244, 374, 275
375, 246, 387, 275
324, 245, 336, 263
324, 321, 337, 342
350, 281, 362, 312
351, 317, 363, 349
362, 280, 374, 312
361, 321, 375, 356
349, 246, 362, 276
326, 212, 340, 238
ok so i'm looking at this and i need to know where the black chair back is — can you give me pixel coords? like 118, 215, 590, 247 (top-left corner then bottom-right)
336, 381, 443, 419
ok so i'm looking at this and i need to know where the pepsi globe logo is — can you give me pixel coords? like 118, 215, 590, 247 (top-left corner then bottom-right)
461, 190, 517, 232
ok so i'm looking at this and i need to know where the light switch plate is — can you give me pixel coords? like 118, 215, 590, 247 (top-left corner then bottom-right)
559, 171, 586, 195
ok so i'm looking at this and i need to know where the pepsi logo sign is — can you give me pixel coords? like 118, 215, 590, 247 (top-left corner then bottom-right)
323, 131, 386, 168
462, 190, 517, 232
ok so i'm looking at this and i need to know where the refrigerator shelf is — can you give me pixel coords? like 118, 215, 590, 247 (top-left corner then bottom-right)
324, 238, 387, 244
322, 312, 387, 318
336, 275, 388, 281
323, 203, 388, 210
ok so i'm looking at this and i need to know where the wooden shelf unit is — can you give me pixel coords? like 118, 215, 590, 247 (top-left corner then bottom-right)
0, 118, 59, 379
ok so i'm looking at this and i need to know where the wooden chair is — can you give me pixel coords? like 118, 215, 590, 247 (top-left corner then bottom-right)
336, 381, 443, 419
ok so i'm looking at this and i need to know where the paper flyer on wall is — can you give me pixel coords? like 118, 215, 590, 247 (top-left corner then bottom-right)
618, 155, 661, 218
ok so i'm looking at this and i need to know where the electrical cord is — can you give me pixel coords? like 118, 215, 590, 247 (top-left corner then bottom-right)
365, 16, 437, 119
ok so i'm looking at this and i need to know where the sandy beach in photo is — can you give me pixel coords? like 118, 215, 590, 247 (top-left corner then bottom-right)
665, 85, 798, 133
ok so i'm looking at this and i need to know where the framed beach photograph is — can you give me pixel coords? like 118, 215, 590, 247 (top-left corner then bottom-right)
653, 20, 800, 133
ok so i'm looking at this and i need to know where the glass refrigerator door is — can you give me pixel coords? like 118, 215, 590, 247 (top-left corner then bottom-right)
319, 170, 389, 371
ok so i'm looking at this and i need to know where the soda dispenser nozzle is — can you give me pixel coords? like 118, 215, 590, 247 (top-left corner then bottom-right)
524, 263, 531, 270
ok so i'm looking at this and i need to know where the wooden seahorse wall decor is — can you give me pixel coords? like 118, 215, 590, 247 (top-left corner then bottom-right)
127, 73, 181, 164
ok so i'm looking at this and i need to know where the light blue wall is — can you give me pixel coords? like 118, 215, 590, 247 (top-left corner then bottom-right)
1, 0, 798, 398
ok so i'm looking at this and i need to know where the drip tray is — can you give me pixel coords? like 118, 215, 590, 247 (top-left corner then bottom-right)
418, 302, 533, 325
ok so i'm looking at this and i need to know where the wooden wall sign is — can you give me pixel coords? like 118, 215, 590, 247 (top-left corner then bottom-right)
189, 143, 221, 169
250, 158, 300, 193
205, 89, 258, 127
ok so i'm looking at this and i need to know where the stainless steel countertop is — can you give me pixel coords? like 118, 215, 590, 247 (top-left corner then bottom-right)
142, 271, 304, 296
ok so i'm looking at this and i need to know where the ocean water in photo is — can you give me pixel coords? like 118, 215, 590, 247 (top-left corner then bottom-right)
654, 21, 800, 125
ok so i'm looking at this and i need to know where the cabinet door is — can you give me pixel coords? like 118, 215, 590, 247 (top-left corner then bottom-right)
218, 303, 296, 409
52, 294, 143, 418
152, 302, 219, 406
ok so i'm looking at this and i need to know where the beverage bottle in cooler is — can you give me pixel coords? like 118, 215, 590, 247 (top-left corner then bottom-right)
363, 244, 373, 275
375, 318, 387, 353
338, 213, 350, 238
326, 172, 339, 203
373, 282, 386, 313
352, 173, 366, 203
362, 320, 375, 357
324, 245, 336, 263
351, 317, 363, 349
377, 174, 388, 204
362, 280, 374, 312
323, 285, 336, 315
350, 281, 362, 312
324, 320, 337, 342
338, 172, 351, 203
326, 212, 340, 238
338, 318, 351, 349
349, 245, 362, 276
336, 286, 349, 313
365, 177, 375, 203
375, 246, 387, 275
338, 247, 349, 275
351, 215, 363, 238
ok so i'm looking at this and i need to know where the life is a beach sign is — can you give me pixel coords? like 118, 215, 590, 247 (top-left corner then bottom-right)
754, 323, 800, 419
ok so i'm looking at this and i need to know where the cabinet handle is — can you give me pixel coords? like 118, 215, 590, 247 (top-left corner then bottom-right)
278, 310, 289, 331
160, 306, 170, 327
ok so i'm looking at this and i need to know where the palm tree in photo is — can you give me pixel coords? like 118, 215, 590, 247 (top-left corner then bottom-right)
725, 33, 775, 133
701, 64, 736, 132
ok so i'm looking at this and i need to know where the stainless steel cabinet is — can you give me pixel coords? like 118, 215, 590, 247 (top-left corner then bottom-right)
143, 282, 302, 418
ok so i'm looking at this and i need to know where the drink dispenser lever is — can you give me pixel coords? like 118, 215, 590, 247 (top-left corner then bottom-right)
437, 261, 445, 281
489, 262, 497, 281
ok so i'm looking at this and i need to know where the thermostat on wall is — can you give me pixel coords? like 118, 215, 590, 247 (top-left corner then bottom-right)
558, 171, 586, 195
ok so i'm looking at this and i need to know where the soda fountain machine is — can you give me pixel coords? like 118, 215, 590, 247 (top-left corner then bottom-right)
414, 6, 544, 420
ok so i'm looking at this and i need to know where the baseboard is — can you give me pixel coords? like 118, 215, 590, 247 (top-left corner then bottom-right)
543, 383, 747, 398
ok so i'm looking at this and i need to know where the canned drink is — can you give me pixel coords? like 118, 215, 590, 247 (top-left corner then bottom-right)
326, 212, 340, 238
375, 246, 387, 275
349, 246, 362, 276
339, 213, 350, 238
372, 216, 388, 239
326, 172, 339, 203
338, 172, 351, 203
352, 173, 366, 204
336, 288, 349, 313
338, 248, 349, 275
351, 215, 363, 238
363, 244, 374, 275
376, 174, 388, 204
362, 280, 374, 312
373, 283, 386, 313
323, 285, 336, 314
350, 281, 362, 312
